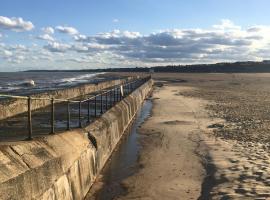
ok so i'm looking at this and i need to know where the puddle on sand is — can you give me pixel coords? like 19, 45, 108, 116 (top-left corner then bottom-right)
85, 100, 152, 200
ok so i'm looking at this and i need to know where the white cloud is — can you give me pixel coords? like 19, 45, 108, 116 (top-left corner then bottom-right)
76, 23, 269, 64
55, 26, 79, 35
3, 19, 270, 70
213, 19, 241, 31
38, 20, 270, 67
122, 31, 141, 38
7, 55, 25, 64
0, 16, 34, 31
16, 55, 25, 60
8, 44, 27, 51
44, 42, 71, 52
42, 27, 54, 34
72, 44, 88, 52
37, 34, 55, 41
3, 50, 12, 57
0, 43, 29, 65
74, 34, 87, 41
86, 43, 108, 50
113, 19, 119, 23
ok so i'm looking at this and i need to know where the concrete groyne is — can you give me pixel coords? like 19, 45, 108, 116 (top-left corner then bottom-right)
0, 78, 153, 200
0, 76, 137, 120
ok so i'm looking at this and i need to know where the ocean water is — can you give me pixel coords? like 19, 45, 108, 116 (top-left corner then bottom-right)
0, 72, 107, 96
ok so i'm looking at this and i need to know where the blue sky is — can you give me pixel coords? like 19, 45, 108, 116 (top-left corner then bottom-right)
0, 0, 270, 71
2, 0, 270, 34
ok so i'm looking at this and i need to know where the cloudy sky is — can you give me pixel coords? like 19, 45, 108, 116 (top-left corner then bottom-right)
0, 0, 270, 71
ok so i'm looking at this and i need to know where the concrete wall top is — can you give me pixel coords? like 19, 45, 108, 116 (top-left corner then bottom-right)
0, 129, 94, 199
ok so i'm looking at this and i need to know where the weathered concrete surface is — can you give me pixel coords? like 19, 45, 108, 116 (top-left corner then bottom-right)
0, 78, 153, 200
0, 76, 138, 120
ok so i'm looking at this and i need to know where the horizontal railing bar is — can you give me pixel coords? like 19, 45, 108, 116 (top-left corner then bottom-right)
0, 94, 80, 103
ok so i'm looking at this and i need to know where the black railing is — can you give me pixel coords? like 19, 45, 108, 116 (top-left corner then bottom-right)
0, 76, 151, 140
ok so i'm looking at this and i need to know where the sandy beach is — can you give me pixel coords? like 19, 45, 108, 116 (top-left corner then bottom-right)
113, 73, 270, 200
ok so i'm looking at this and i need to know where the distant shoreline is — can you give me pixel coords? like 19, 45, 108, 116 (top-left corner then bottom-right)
23, 60, 270, 73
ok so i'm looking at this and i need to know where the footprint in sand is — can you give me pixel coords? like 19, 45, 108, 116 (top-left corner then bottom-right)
162, 120, 193, 125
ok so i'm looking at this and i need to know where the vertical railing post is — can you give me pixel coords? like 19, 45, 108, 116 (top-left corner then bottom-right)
94, 96, 97, 117
67, 101, 70, 130
114, 88, 116, 104
87, 99, 90, 123
79, 101, 82, 128
27, 96, 32, 140
120, 86, 122, 100
117, 87, 119, 102
128, 83, 130, 94
118, 87, 121, 101
110, 89, 113, 107
120, 87, 122, 101
127, 84, 129, 95
100, 93, 103, 114
50, 98, 55, 134
105, 91, 108, 110
115, 88, 117, 102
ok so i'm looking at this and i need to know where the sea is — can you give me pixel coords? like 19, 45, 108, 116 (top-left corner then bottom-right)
0, 72, 108, 96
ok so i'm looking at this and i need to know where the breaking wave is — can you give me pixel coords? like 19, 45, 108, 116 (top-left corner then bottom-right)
0, 72, 105, 94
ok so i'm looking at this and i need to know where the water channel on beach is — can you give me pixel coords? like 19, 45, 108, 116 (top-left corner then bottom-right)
85, 99, 152, 200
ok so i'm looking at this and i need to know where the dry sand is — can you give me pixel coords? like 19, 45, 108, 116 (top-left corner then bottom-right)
115, 73, 270, 200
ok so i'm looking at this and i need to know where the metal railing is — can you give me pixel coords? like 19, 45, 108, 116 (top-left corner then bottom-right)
0, 76, 151, 140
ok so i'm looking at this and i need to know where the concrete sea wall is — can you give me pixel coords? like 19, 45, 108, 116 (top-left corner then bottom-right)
0, 76, 138, 120
0, 78, 153, 200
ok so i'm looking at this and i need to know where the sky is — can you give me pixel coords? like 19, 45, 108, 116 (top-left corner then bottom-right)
1, 0, 270, 71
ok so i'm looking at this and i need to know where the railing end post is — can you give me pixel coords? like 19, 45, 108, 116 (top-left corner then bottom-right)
27, 96, 33, 140
50, 98, 55, 134
79, 101, 82, 128
87, 99, 91, 123
66, 100, 71, 130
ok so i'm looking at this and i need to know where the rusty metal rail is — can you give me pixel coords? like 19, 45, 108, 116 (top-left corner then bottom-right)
0, 76, 151, 140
